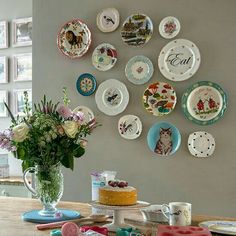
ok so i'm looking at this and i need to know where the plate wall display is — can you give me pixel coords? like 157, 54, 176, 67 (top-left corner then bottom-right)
73, 106, 95, 124
92, 43, 117, 71
76, 73, 96, 96
125, 55, 154, 85
158, 39, 201, 81
143, 82, 177, 116
121, 14, 153, 46
188, 131, 215, 157
118, 115, 142, 139
57, 19, 91, 59
159, 16, 181, 39
182, 81, 227, 125
147, 121, 181, 156
95, 79, 129, 116
96, 8, 120, 32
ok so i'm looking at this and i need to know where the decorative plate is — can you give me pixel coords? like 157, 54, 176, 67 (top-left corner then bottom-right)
96, 8, 120, 32
182, 81, 227, 125
95, 79, 129, 116
147, 121, 181, 156
73, 106, 95, 124
125, 55, 154, 85
159, 16, 181, 39
118, 115, 142, 139
92, 43, 117, 71
158, 39, 201, 81
76, 73, 96, 96
188, 131, 215, 157
57, 19, 91, 59
121, 14, 153, 46
143, 82, 177, 116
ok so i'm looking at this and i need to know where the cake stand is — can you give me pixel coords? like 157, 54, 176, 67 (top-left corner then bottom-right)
90, 201, 150, 232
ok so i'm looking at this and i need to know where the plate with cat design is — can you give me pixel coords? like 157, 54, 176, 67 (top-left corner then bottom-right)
143, 82, 177, 116
118, 115, 142, 139
147, 121, 181, 156
159, 16, 181, 39
76, 73, 97, 96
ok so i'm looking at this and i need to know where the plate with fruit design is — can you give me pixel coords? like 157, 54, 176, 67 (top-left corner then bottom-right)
76, 73, 96, 96
159, 16, 181, 39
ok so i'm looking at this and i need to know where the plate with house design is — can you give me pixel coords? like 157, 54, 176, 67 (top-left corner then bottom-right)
159, 16, 181, 39
188, 131, 215, 157
57, 19, 91, 59
143, 82, 177, 116
76, 73, 97, 96
182, 81, 227, 125
158, 39, 201, 81
118, 115, 142, 139
121, 13, 153, 46
73, 106, 95, 124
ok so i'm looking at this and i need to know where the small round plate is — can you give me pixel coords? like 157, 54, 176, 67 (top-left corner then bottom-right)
159, 16, 181, 39
143, 82, 177, 116
96, 8, 120, 32
73, 106, 95, 124
121, 13, 153, 46
118, 115, 142, 139
125, 55, 154, 85
57, 19, 91, 59
188, 131, 215, 157
76, 73, 96, 96
158, 39, 201, 81
182, 81, 227, 125
147, 121, 181, 156
95, 79, 129, 116
92, 43, 117, 71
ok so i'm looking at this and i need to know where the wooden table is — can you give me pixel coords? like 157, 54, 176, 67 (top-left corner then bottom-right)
0, 197, 235, 236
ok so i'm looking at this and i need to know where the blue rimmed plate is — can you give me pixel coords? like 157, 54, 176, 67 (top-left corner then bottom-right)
147, 121, 181, 156
76, 73, 97, 96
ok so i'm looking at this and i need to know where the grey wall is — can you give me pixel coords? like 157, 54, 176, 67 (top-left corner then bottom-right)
33, 0, 236, 217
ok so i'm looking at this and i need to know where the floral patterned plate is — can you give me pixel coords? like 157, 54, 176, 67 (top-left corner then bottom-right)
92, 43, 117, 71
73, 106, 95, 124
95, 79, 129, 116
159, 16, 181, 39
76, 73, 97, 96
182, 81, 227, 125
125, 55, 154, 85
143, 82, 177, 116
118, 115, 142, 139
57, 19, 91, 59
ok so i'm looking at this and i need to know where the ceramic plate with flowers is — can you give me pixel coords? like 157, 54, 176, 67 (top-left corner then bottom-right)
159, 16, 181, 39
76, 73, 97, 96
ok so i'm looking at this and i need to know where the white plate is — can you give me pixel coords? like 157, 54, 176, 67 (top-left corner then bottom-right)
159, 16, 181, 39
158, 39, 201, 81
95, 79, 129, 116
118, 115, 142, 140
188, 131, 215, 157
73, 106, 95, 124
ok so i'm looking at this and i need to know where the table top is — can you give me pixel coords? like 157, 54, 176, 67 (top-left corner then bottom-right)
0, 197, 235, 236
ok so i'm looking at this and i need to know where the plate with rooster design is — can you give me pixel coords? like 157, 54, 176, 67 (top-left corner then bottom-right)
118, 115, 142, 139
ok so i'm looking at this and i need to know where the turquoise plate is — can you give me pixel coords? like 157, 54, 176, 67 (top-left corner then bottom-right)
76, 73, 97, 96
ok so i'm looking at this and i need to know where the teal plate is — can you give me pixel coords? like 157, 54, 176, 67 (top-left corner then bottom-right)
76, 73, 97, 96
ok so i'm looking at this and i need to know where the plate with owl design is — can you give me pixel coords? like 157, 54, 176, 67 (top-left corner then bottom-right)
95, 79, 129, 116
76, 73, 97, 96
73, 106, 95, 124
147, 121, 181, 156
125, 55, 154, 85
188, 131, 215, 157
57, 19, 91, 59
159, 16, 181, 39
118, 115, 142, 139
182, 81, 227, 125
143, 82, 177, 116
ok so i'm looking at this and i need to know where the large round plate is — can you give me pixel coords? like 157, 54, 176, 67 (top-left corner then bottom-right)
158, 39, 201, 81
182, 81, 227, 125
118, 115, 142, 139
188, 131, 215, 157
57, 19, 91, 59
76, 73, 96, 96
95, 79, 129, 116
73, 106, 95, 124
125, 55, 154, 85
92, 43, 117, 71
147, 121, 181, 156
121, 14, 153, 46
159, 16, 181, 39
143, 82, 177, 116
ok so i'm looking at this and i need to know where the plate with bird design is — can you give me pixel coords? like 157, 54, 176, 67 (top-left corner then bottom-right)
143, 82, 177, 116
57, 19, 91, 59
147, 121, 181, 156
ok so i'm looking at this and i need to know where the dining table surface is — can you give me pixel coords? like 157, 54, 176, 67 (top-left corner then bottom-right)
0, 196, 235, 236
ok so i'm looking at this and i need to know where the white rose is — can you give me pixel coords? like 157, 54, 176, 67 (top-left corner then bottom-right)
12, 123, 29, 142
62, 121, 78, 138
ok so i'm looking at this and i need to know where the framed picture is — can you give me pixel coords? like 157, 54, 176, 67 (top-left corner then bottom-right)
0, 21, 8, 49
0, 90, 8, 117
12, 17, 32, 47
13, 53, 32, 82
13, 89, 32, 116
0, 56, 8, 83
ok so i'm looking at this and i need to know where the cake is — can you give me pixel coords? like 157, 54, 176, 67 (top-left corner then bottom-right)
99, 180, 137, 206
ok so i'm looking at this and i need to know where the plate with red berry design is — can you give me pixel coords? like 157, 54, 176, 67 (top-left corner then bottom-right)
159, 16, 181, 39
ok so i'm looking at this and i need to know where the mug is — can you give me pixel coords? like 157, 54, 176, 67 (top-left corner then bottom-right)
161, 202, 191, 226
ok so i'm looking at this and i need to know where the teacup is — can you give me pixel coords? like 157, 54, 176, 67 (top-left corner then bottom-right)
141, 204, 168, 223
